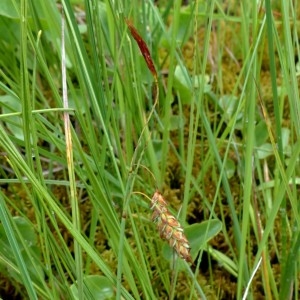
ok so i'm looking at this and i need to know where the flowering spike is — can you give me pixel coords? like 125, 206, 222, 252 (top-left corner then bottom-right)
125, 19, 157, 79
150, 191, 193, 264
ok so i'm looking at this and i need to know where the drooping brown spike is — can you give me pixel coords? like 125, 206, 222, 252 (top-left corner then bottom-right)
125, 19, 157, 79
150, 191, 193, 264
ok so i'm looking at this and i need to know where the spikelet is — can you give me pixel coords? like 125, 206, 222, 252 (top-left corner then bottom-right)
150, 191, 192, 263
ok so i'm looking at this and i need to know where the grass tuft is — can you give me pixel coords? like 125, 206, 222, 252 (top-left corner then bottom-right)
0, 1, 299, 299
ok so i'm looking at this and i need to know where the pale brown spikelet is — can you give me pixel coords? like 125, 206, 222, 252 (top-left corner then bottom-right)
150, 191, 193, 264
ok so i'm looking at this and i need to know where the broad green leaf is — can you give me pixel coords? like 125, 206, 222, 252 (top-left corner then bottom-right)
173, 65, 210, 104
70, 275, 115, 300
255, 120, 268, 146
0, 216, 37, 249
0, 94, 24, 140
256, 143, 273, 159
186, 219, 222, 259
169, 114, 185, 131
173, 65, 192, 104
207, 247, 237, 276
281, 127, 290, 149
0, 0, 19, 19
225, 158, 236, 179
0, 216, 44, 284
218, 95, 243, 122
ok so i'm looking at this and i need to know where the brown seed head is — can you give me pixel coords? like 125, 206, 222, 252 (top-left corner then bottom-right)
150, 191, 193, 264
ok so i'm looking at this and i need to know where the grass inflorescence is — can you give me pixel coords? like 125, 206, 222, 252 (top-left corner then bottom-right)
151, 190, 192, 264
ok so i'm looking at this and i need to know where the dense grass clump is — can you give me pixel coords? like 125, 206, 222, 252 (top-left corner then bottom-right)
0, 1, 299, 299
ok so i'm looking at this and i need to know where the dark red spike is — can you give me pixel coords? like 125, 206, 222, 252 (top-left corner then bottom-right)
125, 19, 157, 79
